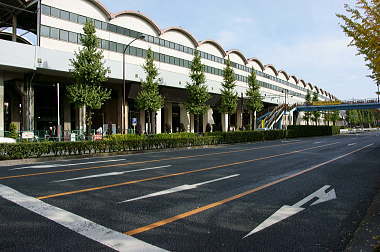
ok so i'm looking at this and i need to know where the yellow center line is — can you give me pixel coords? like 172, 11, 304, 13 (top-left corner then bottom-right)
0, 142, 299, 181
125, 143, 372, 236
36, 142, 339, 200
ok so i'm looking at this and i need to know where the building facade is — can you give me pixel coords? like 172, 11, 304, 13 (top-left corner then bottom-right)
0, 0, 336, 136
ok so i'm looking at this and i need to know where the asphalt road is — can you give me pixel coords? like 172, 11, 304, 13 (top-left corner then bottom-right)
0, 133, 379, 251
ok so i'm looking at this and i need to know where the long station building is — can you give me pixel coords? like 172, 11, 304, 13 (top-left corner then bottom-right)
0, 0, 336, 136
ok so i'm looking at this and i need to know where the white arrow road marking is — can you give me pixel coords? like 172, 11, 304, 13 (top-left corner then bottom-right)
348, 143, 357, 146
118, 174, 240, 204
243, 185, 336, 238
10, 159, 126, 170
52, 165, 172, 183
0, 184, 166, 252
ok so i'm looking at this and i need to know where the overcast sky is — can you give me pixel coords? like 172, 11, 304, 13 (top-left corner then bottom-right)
100, 0, 375, 100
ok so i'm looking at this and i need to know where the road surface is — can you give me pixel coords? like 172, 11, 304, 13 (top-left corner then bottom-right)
0, 132, 379, 251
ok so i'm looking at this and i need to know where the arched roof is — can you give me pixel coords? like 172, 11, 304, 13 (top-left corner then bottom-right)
290, 75, 299, 84
264, 64, 278, 76
226, 50, 248, 64
88, 0, 112, 19
198, 40, 226, 57
161, 27, 198, 47
112, 11, 162, 35
278, 70, 289, 80
299, 79, 307, 88
307, 83, 314, 90
247, 58, 264, 71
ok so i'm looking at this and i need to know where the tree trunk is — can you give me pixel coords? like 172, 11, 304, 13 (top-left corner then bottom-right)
86, 108, 93, 136
227, 114, 230, 132
147, 110, 151, 134
197, 114, 200, 133
253, 111, 257, 130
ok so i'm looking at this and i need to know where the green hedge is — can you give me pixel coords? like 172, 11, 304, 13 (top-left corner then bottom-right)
287, 125, 340, 138
206, 130, 286, 144
0, 127, 338, 160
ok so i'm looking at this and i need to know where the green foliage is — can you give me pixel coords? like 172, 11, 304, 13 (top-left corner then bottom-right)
66, 21, 111, 132
136, 48, 164, 113
287, 125, 340, 138
136, 48, 164, 133
9, 123, 18, 139
311, 92, 321, 125
337, 0, 380, 84
303, 91, 312, 125
246, 68, 263, 126
206, 130, 286, 144
219, 58, 238, 115
185, 50, 210, 116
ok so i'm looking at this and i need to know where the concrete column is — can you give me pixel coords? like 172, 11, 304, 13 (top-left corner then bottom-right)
12, 15, 17, 42
63, 97, 71, 131
189, 114, 194, 133
164, 103, 172, 133
0, 72, 4, 136
155, 108, 162, 134
123, 102, 129, 133
221, 113, 228, 132
203, 108, 214, 132
139, 111, 145, 134
19, 79, 35, 131
179, 104, 190, 132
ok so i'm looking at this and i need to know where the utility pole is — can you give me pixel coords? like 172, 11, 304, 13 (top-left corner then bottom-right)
57, 83, 61, 141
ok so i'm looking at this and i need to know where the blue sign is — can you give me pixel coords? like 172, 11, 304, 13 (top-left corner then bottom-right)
132, 118, 137, 126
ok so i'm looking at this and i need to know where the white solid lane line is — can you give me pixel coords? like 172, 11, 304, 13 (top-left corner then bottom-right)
348, 143, 357, 146
118, 174, 240, 204
10, 159, 127, 171
52, 165, 172, 183
0, 184, 166, 252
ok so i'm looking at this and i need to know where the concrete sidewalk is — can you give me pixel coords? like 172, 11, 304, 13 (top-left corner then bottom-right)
346, 189, 380, 251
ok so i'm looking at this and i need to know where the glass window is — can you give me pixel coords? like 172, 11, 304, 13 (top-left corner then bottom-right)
40, 25, 50, 37
188, 48, 194, 55
69, 12, 78, 23
117, 43, 124, 53
61, 10, 69, 21
50, 7, 60, 18
169, 42, 175, 49
169, 56, 175, 64
147, 35, 154, 43
130, 47, 137, 56
59, 30, 69, 41
175, 43, 180, 51
142, 49, 147, 59
153, 52, 160, 61
153, 37, 159, 45
41, 5, 50, 16
95, 20, 102, 29
164, 40, 169, 48
136, 48, 143, 57
160, 39, 166, 47
109, 24, 117, 33
68, 31, 77, 43
159, 53, 165, 62
129, 30, 137, 38
109, 41, 117, 52
179, 45, 184, 52
101, 39, 109, 50
123, 28, 130, 36
50, 27, 59, 39
117, 26, 124, 35
164, 55, 170, 63
101, 21, 107, 30
78, 15, 86, 24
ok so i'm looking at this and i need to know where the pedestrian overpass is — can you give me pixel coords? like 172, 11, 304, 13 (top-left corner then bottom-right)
296, 98, 380, 112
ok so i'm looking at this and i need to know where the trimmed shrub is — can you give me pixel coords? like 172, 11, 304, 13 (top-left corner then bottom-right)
287, 125, 340, 138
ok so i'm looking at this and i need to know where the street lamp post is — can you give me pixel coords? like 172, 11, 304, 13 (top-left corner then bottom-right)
122, 35, 145, 134
377, 83, 380, 103
282, 89, 288, 130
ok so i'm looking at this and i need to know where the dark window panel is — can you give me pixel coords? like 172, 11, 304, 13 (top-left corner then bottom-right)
41, 5, 50, 16
101, 21, 107, 30
109, 41, 117, 51
95, 20, 102, 29
117, 43, 124, 53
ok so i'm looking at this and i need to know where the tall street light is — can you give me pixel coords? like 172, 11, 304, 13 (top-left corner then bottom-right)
122, 34, 145, 134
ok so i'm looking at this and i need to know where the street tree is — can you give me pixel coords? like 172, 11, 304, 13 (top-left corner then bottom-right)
337, 0, 380, 85
67, 21, 111, 135
331, 110, 341, 126
311, 92, 321, 125
136, 48, 164, 134
219, 58, 238, 131
246, 68, 263, 130
185, 50, 210, 133
303, 91, 312, 125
